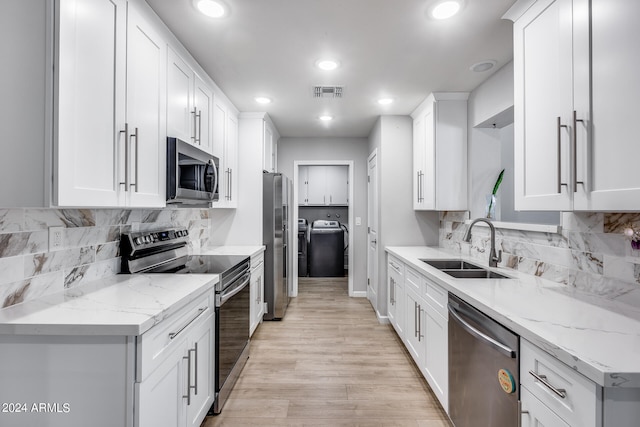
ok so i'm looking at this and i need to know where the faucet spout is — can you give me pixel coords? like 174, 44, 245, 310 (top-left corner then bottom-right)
463, 218, 502, 268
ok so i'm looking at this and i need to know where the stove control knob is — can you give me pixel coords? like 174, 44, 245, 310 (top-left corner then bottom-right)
134, 237, 142, 245
184, 230, 189, 236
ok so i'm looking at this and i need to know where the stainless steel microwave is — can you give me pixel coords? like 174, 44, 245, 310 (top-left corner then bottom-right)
167, 137, 219, 205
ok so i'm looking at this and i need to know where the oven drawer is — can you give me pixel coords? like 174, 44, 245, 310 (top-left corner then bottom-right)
521, 339, 598, 427
136, 290, 213, 381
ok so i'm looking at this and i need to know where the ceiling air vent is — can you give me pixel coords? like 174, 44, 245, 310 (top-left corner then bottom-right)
313, 85, 344, 98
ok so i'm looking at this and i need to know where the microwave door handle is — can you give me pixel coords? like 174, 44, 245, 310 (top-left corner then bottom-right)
208, 159, 218, 201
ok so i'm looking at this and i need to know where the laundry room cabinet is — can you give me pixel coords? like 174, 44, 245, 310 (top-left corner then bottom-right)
299, 165, 348, 206
506, 0, 640, 211
56, 0, 166, 207
411, 92, 468, 211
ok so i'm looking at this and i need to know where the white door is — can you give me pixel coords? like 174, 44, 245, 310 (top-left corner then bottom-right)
513, 0, 573, 211
126, 4, 165, 207
166, 47, 193, 144
574, 0, 640, 210
194, 75, 213, 154
367, 151, 378, 309
56, 0, 126, 207
306, 166, 326, 205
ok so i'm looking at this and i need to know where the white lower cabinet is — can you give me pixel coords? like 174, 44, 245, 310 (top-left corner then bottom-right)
250, 252, 265, 336
521, 386, 571, 427
387, 256, 405, 339
389, 256, 448, 412
136, 291, 215, 427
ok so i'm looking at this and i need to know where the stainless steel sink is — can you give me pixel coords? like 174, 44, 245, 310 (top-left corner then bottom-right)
440, 269, 511, 279
421, 259, 484, 270
420, 258, 511, 279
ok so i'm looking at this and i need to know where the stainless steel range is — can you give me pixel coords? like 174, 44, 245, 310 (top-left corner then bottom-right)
121, 228, 250, 415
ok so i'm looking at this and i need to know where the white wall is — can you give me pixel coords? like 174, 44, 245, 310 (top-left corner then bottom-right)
368, 116, 440, 318
277, 137, 369, 293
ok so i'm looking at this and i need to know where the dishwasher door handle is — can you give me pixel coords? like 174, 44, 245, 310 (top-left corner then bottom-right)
448, 303, 517, 358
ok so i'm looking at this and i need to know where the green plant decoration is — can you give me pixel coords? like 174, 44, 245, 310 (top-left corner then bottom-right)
488, 168, 505, 218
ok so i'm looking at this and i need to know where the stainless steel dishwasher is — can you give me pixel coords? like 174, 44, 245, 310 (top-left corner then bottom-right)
448, 294, 520, 427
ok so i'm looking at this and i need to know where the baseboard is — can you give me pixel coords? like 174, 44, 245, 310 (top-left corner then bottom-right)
377, 312, 390, 324
350, 291, 367, 298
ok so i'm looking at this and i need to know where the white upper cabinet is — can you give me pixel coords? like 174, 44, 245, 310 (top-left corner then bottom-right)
507, 0, 640, 211
263, 120, 276, 172
299, 165, 348, 206
212, 97, 239, 208
125, 3, 166, 207
194, 75, 214, 154
56, 0, 126, 207
167, 48, 214, 153
56, 0, 165, 207
411, 93, 468, 211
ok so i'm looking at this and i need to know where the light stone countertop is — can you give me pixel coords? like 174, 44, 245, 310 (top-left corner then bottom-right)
387, 246, 640, 388
0, 273, 217, 336
0, 246, 264, 337
196, 245, 265, 258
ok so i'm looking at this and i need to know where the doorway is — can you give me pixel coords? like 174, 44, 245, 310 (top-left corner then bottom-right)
292, 160, 354, 297
367, 150, 378, 309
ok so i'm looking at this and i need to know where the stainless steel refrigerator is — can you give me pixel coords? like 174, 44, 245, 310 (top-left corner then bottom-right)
263, 172, 291, 320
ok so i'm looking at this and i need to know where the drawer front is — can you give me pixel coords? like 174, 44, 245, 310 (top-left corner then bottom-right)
424, 277, 447, 318
521, 385, 571, 427
405, 266, 424, 294
521, 339, 598, 427
137, 290, 213, 381
251, 251, 264, 270
388, 255, 404, 278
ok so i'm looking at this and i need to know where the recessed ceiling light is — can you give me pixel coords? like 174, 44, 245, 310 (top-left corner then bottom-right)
255, 96, 272, 104
377, 98, 394, 105
319, 115, 333, 121
470, 60, 497, 72
194, 0, 226, 18
431, 1, 461, 20
316, 60, 339, 71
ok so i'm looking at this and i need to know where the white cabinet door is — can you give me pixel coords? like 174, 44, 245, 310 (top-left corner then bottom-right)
387, 265, 405, 340
404, 287, 425, 367
56, 0, 126, 207
263, 121, 275, 172
126, 3, 165, 207
306, 166, 327, 205
225, 112, 239, 207
521, 386, 571, 427
574, 0, 640, 210
137, 337, 187, 427
513, 0, 573, 211
411, 93, 467, 211
185, 312, 214, 427
424, 306, 448, 412
250, 262, 265, 336
194, 75, 213, 154
413, 114, 426, 210
167, 47, 193, 144
325, 166, 349, 205
298, 166, 308, 205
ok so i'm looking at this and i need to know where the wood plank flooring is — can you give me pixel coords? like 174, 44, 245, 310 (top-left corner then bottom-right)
202, 277, 453, 427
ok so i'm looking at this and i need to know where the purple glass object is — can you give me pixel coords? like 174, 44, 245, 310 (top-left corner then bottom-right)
632, 240, 640, 250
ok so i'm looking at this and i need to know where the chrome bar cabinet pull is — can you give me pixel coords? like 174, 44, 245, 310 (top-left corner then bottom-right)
573, 110, 585, 192
529, 370, 567, 399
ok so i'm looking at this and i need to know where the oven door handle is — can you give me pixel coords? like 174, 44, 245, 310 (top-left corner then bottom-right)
219, 273, 251, 306
448, 303, 516, 358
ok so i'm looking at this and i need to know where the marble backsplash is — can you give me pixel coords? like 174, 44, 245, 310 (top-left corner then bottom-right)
440, 211, 640, 298
0, 208, 212, 309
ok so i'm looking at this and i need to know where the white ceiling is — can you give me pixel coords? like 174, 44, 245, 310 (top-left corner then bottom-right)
145, 0, 516, 138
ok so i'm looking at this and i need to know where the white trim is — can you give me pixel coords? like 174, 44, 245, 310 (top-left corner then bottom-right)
351, 291, 367, 298
292, 160, 355, 298
376, 313, 390, 324
464, 219, 562, 234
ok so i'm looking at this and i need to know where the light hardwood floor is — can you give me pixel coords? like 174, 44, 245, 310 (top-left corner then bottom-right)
202, 277, 453, 427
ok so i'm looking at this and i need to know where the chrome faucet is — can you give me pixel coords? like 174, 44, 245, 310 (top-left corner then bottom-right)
463, 218, 502, 268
